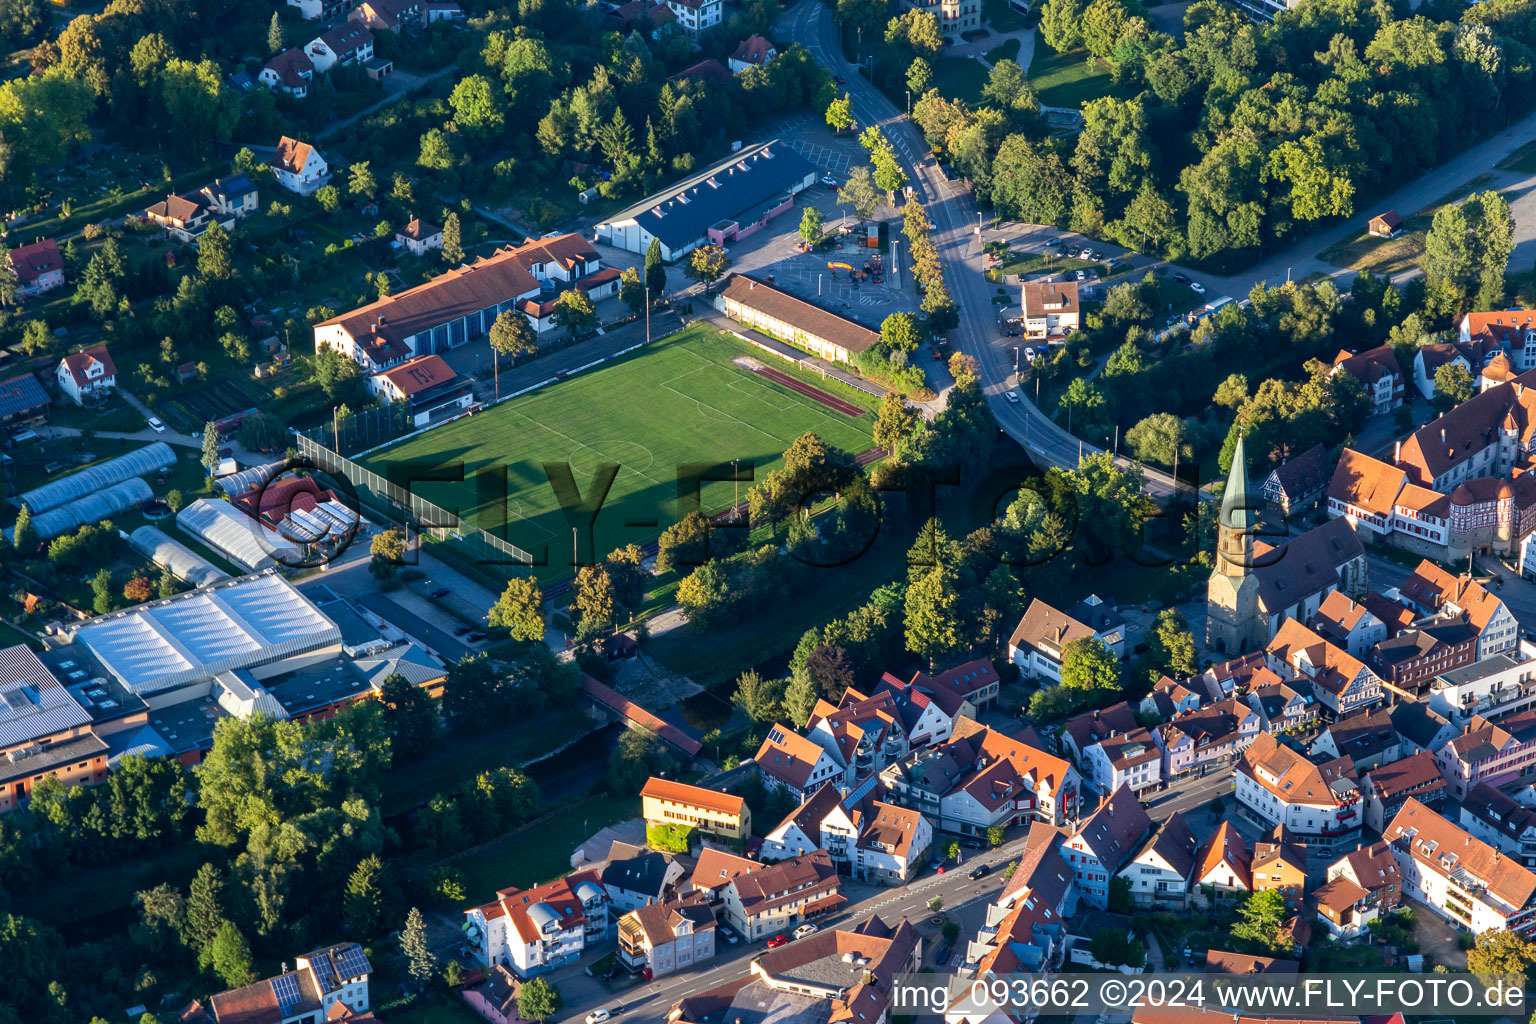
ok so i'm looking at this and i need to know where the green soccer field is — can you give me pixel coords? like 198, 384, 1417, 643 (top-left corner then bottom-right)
360, 325, 878, 579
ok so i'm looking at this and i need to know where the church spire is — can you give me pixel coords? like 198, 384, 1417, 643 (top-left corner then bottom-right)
1221, 432, 1251, 531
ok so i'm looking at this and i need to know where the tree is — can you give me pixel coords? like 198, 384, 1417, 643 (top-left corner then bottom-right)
905, 563, 962, 668
488, 577, 545, 642
315, 185, 341, 214
400, 907, 437, 989
123, 576, 154, 603
732, 669, 784, 724
986, 825, 1005, 847
656, 511, 713, 572
489, 309, 537, 359
783, 672, 820, 727
1125, 413, 1191, 470
91, 567, 112, 614
880, 311, 922, 354
443, 654, 509, 729
348, 161, 377, 199
825, 92, 854, 132
378, 672, 439, 761
620, 267, 646, 315
1107, 875, 1134, 913
1230, 889, 1290, 955
267, 12, 284, 54
873, 391, 918, 449
209, 922, 255, 988
418, 128, 454, 171
1061, 378, 1104, 432
799, 206, 826, 247
1061, 636, 1119, 694
839, 165, 882, 223
451, 74, 503, 139
804, 643, 856, 700
552, 288, 597, 338
982, 59, 1034, 113
19, 319, 53, 357
1214, 373, 1248, 409
1424, 190, 1514, 304
11, 504, 35, 554
677, 560, 731, 625
344, 854, 385, 937
370, 528, 407, 580
442, 212, 464, 265
1148, 608, 1196, 679
238, 412, 285, 452
573, 564, 617, 639
518, 977, 562, 1022
928, 895, 944, 912
0, 245, 16, 308
686, 244, 731, 289
1434, 361, 1476, 412
1467, 929, 1536, 978
907, 58, 932, 95
645, 238, 667, 297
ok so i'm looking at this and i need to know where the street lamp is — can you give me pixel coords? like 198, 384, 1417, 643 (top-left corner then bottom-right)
1013, 347, 1019, 373
906, 90, 911, 116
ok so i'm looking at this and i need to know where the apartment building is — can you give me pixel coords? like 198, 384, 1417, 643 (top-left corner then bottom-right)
1385, 798, 1536, 934
640, 778, 751, 842
1234, 733, 1362, 854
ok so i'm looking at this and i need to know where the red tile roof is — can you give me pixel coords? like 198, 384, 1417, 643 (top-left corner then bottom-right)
9, 238, 62, 287
59, 345, 116, 388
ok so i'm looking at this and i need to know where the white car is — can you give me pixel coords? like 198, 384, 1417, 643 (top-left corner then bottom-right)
1074, 270, 1086, 281
1005, 390, 1020, 403
147, 417, 166, 433
1190, 282, 1207, 294
587, 1011, 612, 1024
794, 924, 819, 939
820, 174, 839, 186
1023, 347, 1036, 361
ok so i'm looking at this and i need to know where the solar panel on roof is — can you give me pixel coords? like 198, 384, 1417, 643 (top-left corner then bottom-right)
336, 945, 371, 980
271, 972, 303, 1015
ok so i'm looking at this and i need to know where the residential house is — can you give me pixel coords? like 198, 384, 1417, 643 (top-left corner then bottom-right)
1400, 560, 1520, 661
803, 688, 915, 787
1311, 591, 1387, 661
396, 218, 442, 257
1460, 781, 1536, 867
1484, 351, 1520, 391
1392, 700, 1458, 755
200, 175, 259, 220
687, 847, 760, 906
1385, 797, 1536, 934
1144, 673, 1210, 716
1435, 708, 1536, 799
895, 0, 980, 40
1007, 596, 1125, 684
1327, 447, 1407, 539
463, 870, 611, 976
662, 0, 721, 35
728, 34, 775, 72
0, 373, 50, 429
756, 724, 845, 802
1414, 338, 1501, 402
1192, 821, 1251, 901
1020, 280, 1080, 342
1313, 877, 1377, 941
0, 645, 107, 814
1332, 345, 1405, 414
55, 345, 116, 405
306, 22, 374, 73
1261, 443, 1332, 517
616, 892, 716, 978
1250, 825, 1307, 906
967, 827, 1079, 976
1059, 701, 1139, 764
759, 782, 847, 862
1360, 749, 1446, 834
640, 777, 751, 842
273, 136, 330, 196
721, 850, 842, 940
1154, 698, 1261, 779
261, 47, 316, 96
599, 841, 684, 914
1461, 310, 1536, 373
1266, 617, 1385, 717
1059, 786, 1151, 909
915, 657, 1002, 713
1429, 653, 1536, 726
870, 672, 965, 746
1084, 729, 1162, 795
1327, 841, 1403, 913
8, 238, 64, 299
1246, 680, 1318, 735
1310, 708, 1401, 770
606, 0, 677, 37
596, 141, 815, 261
144, 191, 227, 244
1117, 811, 1196, 909
879, 720, 1081, 831
1371, 620, 1480, 695
1235, 733, 1362, 854
200, 943, 372, 1023
854, 800, 933, 883
1368, 211, 1403, 238
288, 0, 346, 19
1204, 950, 1298, 974
350, 0, 425, 31
368, 354, 473, 427
316, 232, 615, 371
1394, 368, 1536, 491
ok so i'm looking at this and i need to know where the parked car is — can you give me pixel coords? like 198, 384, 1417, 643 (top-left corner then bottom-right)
430, 587, 451, 599
720, 928, 740, 945
1045, 237, 1062, 248
936, 942, 953, 963
465, 631, 487, 643
1173, 273, 1191, 284
1004, 391, 1020, 403
1092, 251, 1104, 260
767, 935, 788, 948
1074, 270, 1086, 281
148, 417, 166, 433
454, 625, 473, 636
1005, 328, 1020, 336
820, 174, 839, 186
935, 865, 947, 874
1190, 282, 1207, 294
969, 864, 991, 879
794, 924, 818, 939
587, 1011, 613, 1024
1024, 347, 1036, 361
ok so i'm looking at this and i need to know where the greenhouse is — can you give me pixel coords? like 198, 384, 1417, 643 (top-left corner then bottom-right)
177, 498, 300, 572
215, 461, 282, 498
19, 442, 176, 514
128, 525, 232, 588
31, 478, 154, 540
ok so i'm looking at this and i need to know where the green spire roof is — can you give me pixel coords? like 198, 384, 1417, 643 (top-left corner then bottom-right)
1222, 432, 1250, 531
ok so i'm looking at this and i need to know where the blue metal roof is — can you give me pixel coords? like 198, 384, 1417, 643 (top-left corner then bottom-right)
0, 373, 47, 419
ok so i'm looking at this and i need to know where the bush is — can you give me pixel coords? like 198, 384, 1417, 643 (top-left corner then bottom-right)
647, 822, 695, 853
1458, 932, 1477, 951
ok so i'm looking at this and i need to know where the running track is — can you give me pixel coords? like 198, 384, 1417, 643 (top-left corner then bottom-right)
753, 365, 865, 417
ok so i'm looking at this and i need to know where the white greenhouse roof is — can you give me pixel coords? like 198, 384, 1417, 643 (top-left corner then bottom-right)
71, 572, 342, 696
177, 498, 300, 572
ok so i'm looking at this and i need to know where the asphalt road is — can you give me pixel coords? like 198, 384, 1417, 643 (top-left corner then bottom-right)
784, 1, 1182, 502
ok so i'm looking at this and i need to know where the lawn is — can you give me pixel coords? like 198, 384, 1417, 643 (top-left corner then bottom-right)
442, 794, 636, 901
1318, 174, 1495, 275
1498, 140, 1536, 174
358, 326, 877, 582
984, 251, 1101, 283
378, 998, 487, 1024
1026, 41, 1131, 108
985, 37, 1022, 64
983, 0, 1028, 31
933, 56, 992, 104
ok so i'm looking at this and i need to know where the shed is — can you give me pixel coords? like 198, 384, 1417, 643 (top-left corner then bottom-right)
1368, 211, 1403, 239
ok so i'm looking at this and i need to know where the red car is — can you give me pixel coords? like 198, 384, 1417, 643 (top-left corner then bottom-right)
936, 866, 947, 874
766, 935, 788, 948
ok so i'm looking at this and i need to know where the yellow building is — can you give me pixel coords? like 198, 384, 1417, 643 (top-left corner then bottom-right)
641, 777, 751, 840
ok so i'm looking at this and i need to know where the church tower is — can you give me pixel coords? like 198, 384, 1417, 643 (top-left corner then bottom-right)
1206, 433, 1261, 655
